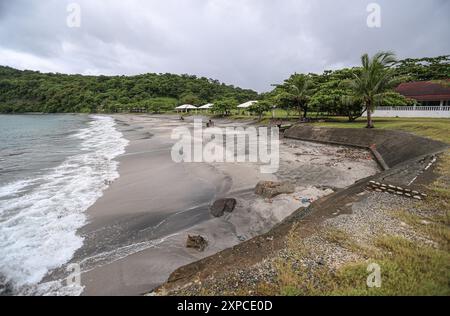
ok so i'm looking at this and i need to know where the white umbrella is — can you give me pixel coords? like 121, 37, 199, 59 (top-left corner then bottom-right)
199, 103, 214, 109
176, 104, 196, 109
175, 104, 198, 112
237, 101, 258, 108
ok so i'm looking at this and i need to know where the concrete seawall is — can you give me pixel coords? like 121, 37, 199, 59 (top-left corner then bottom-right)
284, 126, 447, 170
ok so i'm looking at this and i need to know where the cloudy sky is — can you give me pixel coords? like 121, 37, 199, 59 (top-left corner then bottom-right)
0, 0, 449, 91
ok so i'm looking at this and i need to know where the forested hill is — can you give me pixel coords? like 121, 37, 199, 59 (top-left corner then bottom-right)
0, 66, 259, 113
1, 55, 448, 114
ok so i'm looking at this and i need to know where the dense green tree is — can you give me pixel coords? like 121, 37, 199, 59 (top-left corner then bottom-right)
179, 93, 201, 106
248, 100, 272, 121
274, 91, 296, 118
344, 51, 404, 128
393, 55, 450, 81
275, 74, 316, 119
1, 54, 446, 116
338, 95, 365, 122
0, 66, 257, 113
309, 68, 364, 121
212, 98, 237, 116
147, 97, 178, 113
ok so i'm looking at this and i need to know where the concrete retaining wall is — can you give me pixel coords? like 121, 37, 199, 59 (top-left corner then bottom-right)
284, 125, 447, 170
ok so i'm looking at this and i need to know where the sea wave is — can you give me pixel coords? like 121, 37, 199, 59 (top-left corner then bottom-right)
0, 115, 128, 295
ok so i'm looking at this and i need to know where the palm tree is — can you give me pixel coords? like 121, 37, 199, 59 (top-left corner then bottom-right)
348, 51, 401, 128
278, 74, 315, 119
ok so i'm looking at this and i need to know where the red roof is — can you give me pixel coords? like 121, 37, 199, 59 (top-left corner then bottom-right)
395, 80, 450, 101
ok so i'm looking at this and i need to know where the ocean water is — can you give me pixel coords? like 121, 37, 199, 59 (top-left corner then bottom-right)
0, 114, 128, 295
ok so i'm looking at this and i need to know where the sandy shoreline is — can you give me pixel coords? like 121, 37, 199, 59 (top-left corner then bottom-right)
60, 114, 380, 296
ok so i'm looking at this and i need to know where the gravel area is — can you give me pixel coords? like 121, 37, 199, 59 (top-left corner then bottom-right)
162, 190, 436, 296
323, 191, 434, 246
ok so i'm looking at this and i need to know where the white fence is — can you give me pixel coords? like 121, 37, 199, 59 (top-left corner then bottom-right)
363, 106, 450, 118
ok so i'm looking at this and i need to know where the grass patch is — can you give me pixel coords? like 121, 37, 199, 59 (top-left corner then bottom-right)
392, 152, 450, 250
309, 117, 450, 144
182, 111, 450, 144
263, 233, 450, 296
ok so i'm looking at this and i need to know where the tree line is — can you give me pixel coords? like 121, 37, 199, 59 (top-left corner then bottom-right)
0, 55, 448, 121
246, 54, 449, 127
0, 67, 258, 113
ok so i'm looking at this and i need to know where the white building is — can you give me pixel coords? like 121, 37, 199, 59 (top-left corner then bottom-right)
366, 81, 450, 118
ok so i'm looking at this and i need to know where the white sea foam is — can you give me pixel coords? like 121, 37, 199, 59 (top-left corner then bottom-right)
0, 179, 37, 199
16, 233, 179, 296
0, 115, 128, 295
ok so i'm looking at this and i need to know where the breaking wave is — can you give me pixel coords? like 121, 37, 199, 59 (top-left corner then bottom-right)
0, 115, 128, 295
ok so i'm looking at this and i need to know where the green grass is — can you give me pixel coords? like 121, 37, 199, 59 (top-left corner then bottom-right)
266, 236, 450, 296
263, 202, 450, 296
309, 117, 450, 144
200, 111, 450, 144
207, 109, 311, 121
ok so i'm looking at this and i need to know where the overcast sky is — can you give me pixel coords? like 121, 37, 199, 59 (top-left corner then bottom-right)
0, 0, 449, 92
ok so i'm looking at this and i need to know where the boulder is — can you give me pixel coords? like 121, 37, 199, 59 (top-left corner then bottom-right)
186, 235, 208, 252
254, 181, 296, 199
210, 198, 237, 217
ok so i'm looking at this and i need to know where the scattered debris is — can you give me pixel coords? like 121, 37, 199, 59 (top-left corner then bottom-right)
186, 235, 208, 252
336, 148, 373, 161
255, 181, 296, 199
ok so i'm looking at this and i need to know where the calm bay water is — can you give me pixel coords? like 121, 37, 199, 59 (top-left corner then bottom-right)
0, 115, 88, 187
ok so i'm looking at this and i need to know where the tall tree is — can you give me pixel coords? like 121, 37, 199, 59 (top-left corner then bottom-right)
212, 98, 237, 116
346, 51, 402, 128
248, 100, 272, 121
277, 74, 315, 119
393, 55, 450, 81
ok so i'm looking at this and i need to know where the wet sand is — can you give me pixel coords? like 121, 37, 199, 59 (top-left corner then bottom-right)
66, 115, 379, 296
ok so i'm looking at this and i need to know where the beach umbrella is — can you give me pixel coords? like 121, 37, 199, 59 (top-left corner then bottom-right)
199, 103, 214, 110
176, 104, 198, 113
237, 100, 258, 115
237, 101, 258, 108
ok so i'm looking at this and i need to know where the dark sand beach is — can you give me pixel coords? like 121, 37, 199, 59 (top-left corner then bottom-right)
64, 115, 379, 295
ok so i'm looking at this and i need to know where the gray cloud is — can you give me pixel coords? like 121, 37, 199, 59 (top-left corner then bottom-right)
0, 0, 449, 91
